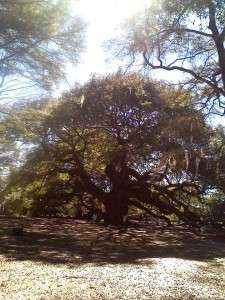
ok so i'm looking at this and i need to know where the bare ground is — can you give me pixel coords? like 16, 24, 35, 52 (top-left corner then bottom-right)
0, 217, 224, 300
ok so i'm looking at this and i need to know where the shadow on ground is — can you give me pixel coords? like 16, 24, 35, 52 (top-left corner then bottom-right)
0, 216, 224, 265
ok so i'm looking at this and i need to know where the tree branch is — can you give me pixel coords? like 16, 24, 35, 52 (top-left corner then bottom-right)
129, 199, 171, 225
143, 50, 225, 97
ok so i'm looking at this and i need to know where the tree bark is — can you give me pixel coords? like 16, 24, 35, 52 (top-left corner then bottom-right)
208, 1, 225, 90
104, 191, 128, 225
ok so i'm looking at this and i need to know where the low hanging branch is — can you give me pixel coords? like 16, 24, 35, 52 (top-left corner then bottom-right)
129, 199, 171, 226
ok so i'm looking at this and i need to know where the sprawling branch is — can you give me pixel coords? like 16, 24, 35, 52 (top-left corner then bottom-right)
129, 199, 171, 225
167, 27, 213, 38
143, 50, 225, 97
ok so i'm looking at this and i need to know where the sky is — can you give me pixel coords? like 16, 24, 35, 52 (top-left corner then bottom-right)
67, 0, 149, 85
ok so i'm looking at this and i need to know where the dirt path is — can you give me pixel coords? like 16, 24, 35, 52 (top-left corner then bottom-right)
0, 217, 224, 299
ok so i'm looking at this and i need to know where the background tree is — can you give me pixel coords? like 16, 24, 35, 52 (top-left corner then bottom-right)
108, 0, 225, 115
0, 0, 85, 104
0, 98, 58, 215
204, 125, 225, 193
3, 74, 219, 226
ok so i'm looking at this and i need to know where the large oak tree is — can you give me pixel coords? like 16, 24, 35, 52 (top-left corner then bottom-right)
3, 74, 220, 225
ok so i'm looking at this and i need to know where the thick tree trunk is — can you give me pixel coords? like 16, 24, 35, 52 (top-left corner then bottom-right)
208, 1, 225, 93
104, 191, 128, 225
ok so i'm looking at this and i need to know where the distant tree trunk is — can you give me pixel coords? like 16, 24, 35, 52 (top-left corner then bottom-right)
104, 191, 128, 225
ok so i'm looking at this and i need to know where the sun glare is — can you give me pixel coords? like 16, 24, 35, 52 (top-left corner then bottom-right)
67, 0, 149, 84
75, 0, 149, 25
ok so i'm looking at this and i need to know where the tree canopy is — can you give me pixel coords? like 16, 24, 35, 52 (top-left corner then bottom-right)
2, 74, 224, 226
0, 0, 85, 103
108, 0, 225, 115
0, 1, 224, 227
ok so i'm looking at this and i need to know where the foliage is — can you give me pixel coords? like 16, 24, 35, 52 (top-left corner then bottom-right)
0, 0, 85, 102
2, 74, 221, 225
108, 0, 225, 115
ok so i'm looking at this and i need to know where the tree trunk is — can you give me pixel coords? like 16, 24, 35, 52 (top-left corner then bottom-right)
104, 191, 128, 225
208, 1, 225, 93
75, 201, 83, 219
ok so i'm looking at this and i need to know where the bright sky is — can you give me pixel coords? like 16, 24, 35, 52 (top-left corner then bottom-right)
68, 0, 149, 84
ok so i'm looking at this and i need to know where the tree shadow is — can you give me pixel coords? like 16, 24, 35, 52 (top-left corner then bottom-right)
187, 257, 225, 299
0, 216, 224, 265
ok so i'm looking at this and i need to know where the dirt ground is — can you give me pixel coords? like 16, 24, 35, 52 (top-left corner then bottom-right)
0, 217, 224, 300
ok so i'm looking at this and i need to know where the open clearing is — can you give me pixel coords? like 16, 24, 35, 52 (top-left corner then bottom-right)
0, 217, 224, 300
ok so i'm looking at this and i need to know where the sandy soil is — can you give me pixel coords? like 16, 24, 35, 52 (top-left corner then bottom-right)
0, 217, 224, 300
